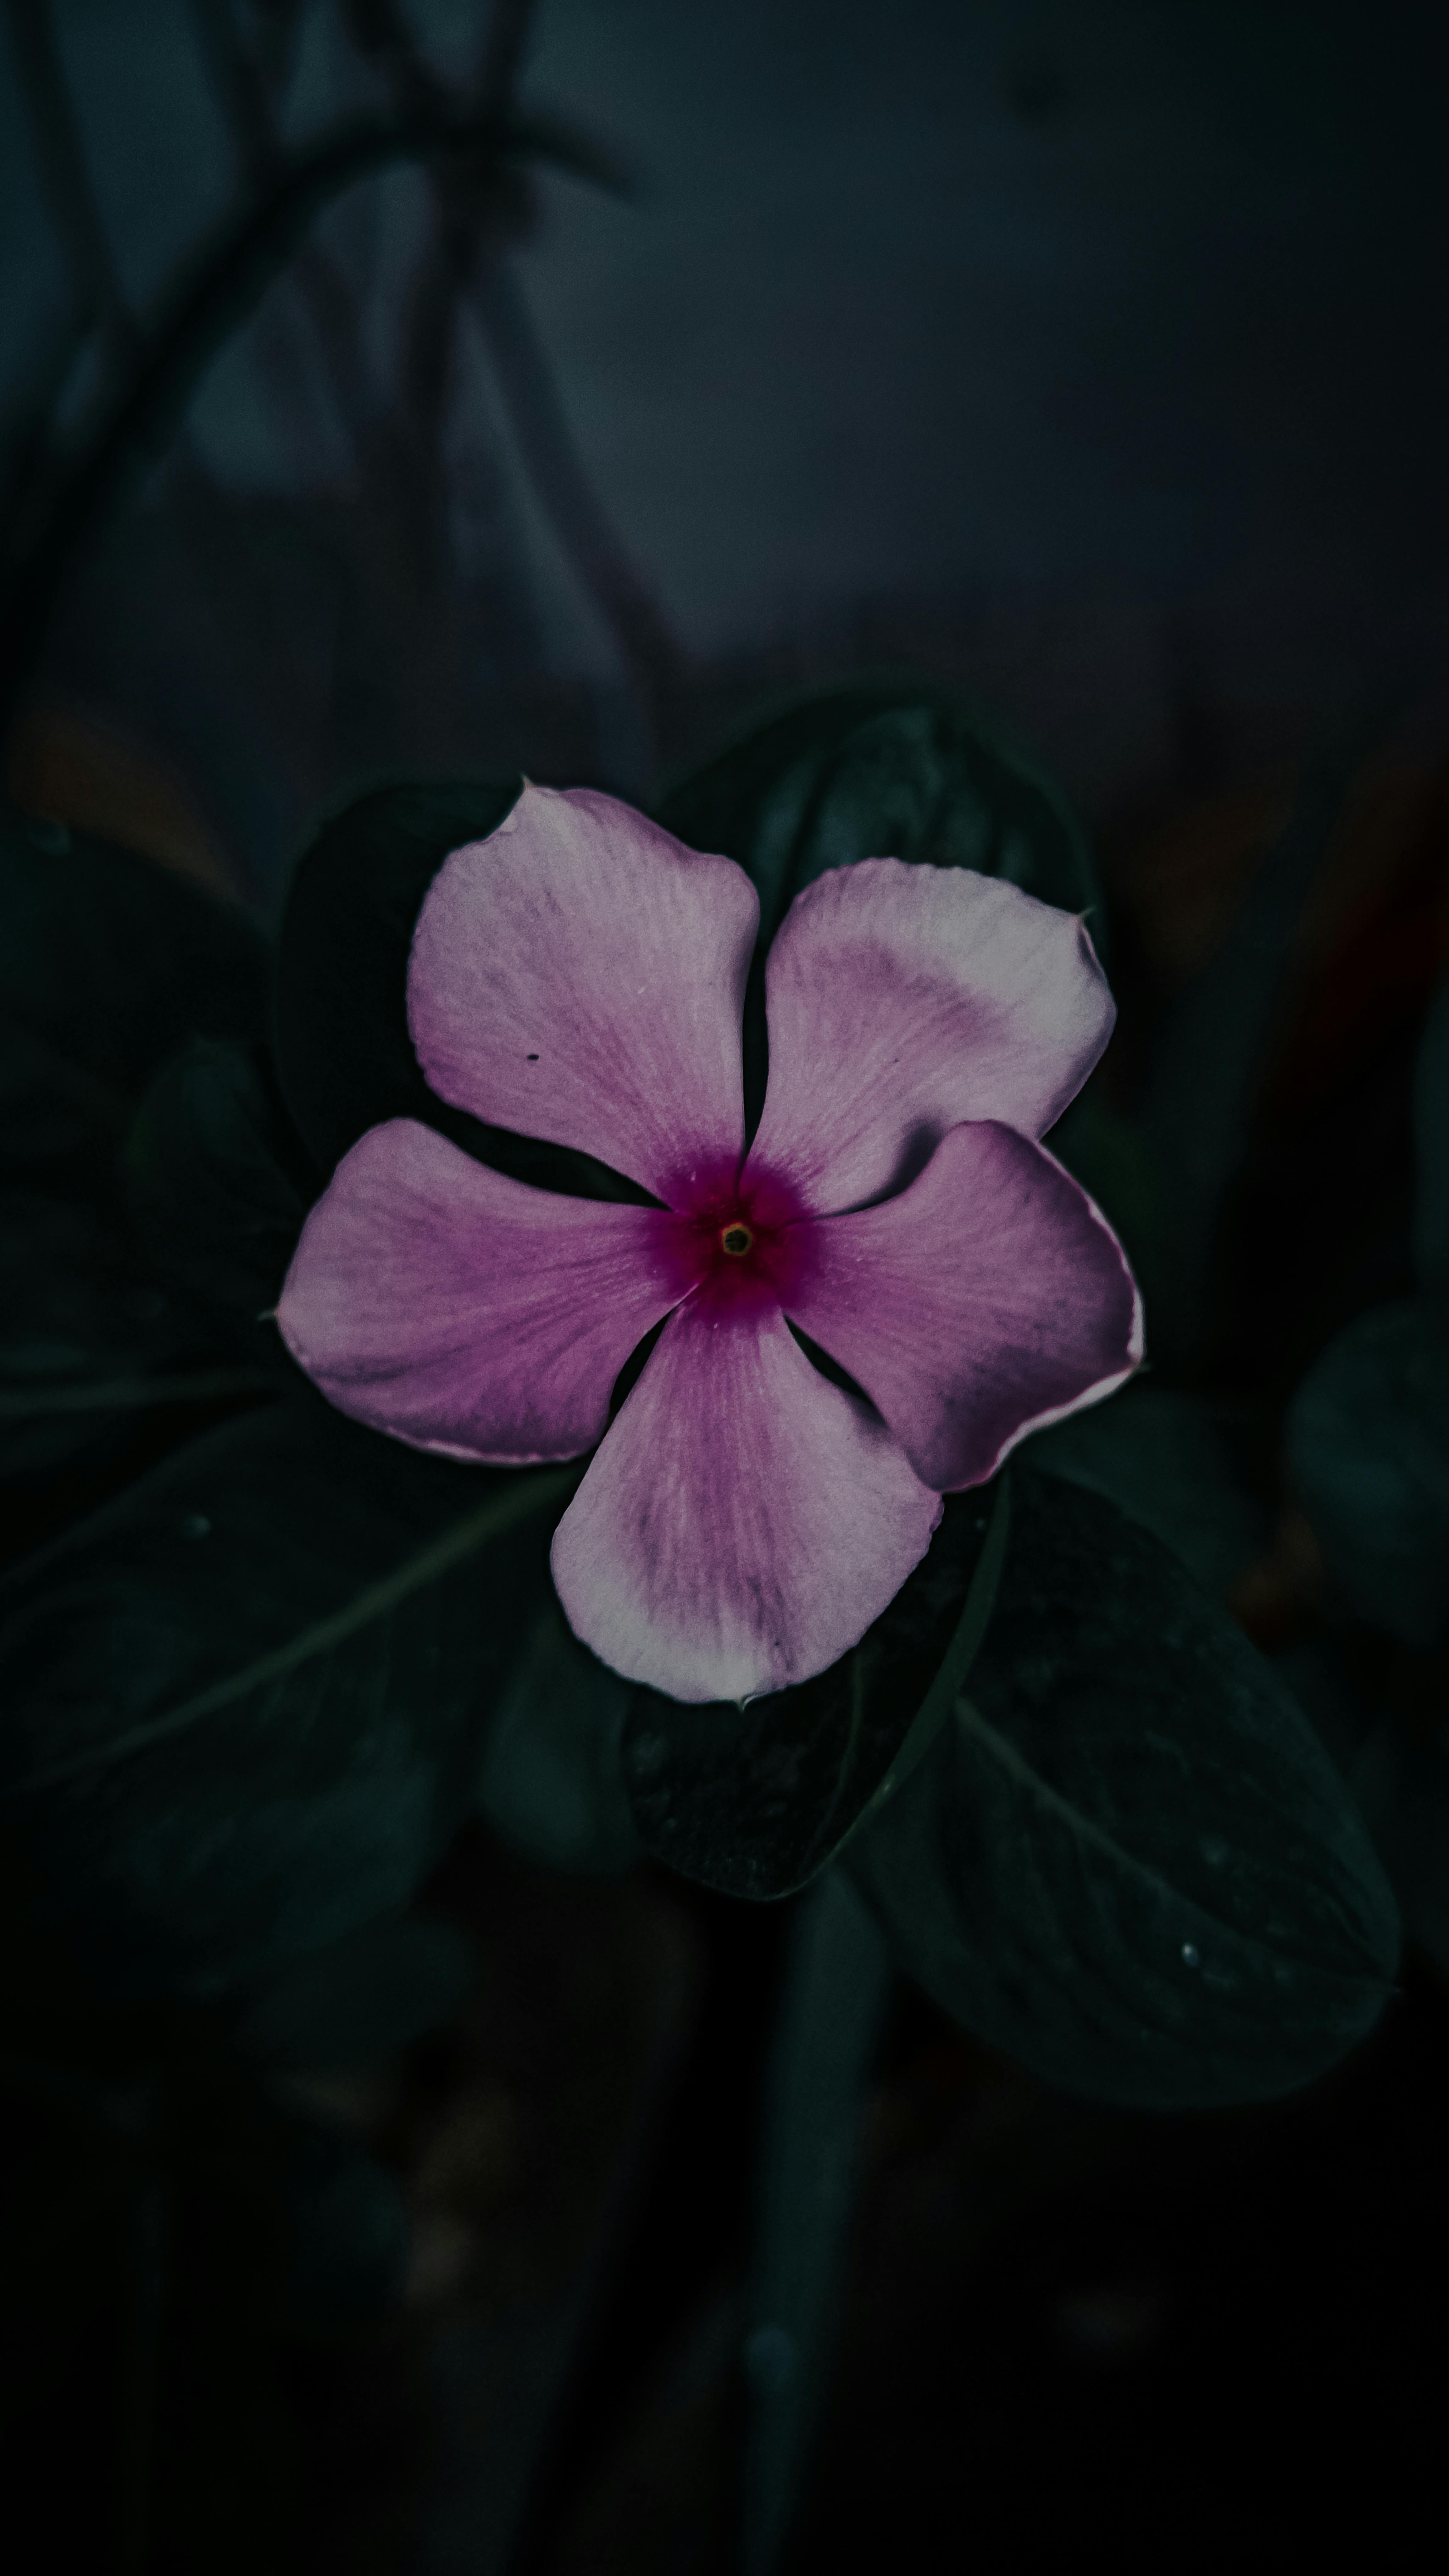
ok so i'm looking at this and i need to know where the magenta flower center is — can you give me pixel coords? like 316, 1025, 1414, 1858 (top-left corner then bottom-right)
663, 1159, 814, 1318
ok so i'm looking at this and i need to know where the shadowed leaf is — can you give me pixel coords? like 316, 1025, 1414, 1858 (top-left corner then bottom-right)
0, 805, 267, 1192
0, 1391, 571, 1997
848, 1468, 1399, 2107
621, 1478, 1008, 1902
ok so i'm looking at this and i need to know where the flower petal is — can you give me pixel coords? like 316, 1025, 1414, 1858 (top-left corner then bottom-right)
277, 1119, 699, 1462
748, 860, 1114, 1213
408, 783, 759, 1203
785, 1120, 1143, 1490
550, 1298, 942, 1702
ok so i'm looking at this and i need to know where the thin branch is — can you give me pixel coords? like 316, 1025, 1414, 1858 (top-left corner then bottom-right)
188, 0, 391, 461
476, 0, 542, 112
2, 0, 132, 346
187, 0, 280, 187
0, 307, 95, 541
399, 0, 543, 447
340, 0, 445, 119
472, 258, 687, 706
0, 105, 622, 734
339, 0, 469, 509
0, 0, 137, 544
243, 0, 308, 104
341, 0, 686, 747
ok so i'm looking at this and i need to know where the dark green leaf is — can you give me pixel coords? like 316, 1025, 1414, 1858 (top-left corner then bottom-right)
743, 1870, 892, 2576
1021, 1381, 1267, 1601
658, 683, 1100, 949
122, 1037, 311, 1360
477, 1593, 641, 1875
1286, 1296, 1449, 1650
656, 686, 1104, 1132
847, 1467, 1399, 2107
0, 1391, 572, 1998
621, 1478, 1008, 1902
0, 1194, 227, 1487
0, 805, 268, 1192
273, 778, 652, 1203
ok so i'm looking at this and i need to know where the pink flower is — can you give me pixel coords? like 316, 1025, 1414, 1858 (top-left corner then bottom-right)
278, 786, 1142, 1703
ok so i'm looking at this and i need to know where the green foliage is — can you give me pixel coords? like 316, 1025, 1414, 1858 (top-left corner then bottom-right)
621, 1480, 1008, 1901
121, 1037, 312, 1360
0, 706, 1408, 2174
0, 1391, 569, 1997
1021, 1380, 1267, 1600
658, 682, 1101, 948
0, 1195, 225, 1489
0, 814, 279, 1509
477, 1592, 642, 1875
847, 1468, 1399, 2107
742, 1872, 892, 2576
0, 805, 268, 1196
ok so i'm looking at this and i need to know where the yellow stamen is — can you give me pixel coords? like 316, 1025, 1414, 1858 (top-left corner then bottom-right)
720, 1222, 754, 1257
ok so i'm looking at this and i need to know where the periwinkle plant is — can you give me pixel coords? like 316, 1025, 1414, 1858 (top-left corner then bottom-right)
278, 782, 1140, 1700
0, 688, 1407, 2575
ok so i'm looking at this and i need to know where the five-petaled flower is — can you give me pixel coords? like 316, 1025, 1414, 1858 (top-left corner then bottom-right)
278, 786, 1143, 1702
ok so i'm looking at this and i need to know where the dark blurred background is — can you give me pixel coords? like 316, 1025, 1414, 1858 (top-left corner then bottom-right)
4, 5, 1449, 2571
7, 0, 1449, 901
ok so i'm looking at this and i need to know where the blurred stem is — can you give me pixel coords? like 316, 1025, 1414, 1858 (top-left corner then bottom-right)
119, 2174, 169, 2576
4, 0, 219, 600
0, 0, 136, 555
471, 260, 687, 731
186, 0, 280, 182
187, 0, 393, 463
2, 0, 132, 350
0, 105, 605, 737
477, 0, 541, 108
247, 0, 307, 103
342, 0, 686, 760
741, 1870, 893, 2576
